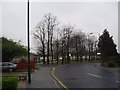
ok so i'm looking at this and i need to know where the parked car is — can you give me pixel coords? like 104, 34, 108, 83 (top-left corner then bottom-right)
2, 62, 17, 72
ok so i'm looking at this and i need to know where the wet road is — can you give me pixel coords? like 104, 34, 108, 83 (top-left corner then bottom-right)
55, 63, 119, 88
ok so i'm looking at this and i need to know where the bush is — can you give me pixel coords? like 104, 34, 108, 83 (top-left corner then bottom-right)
2, 77, 19, 90
108, 62, 116, 67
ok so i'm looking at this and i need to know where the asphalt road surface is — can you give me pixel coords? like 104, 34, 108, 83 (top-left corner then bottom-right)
55, 63, 119, 88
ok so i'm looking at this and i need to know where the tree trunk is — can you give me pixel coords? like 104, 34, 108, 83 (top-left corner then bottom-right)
61, 41, 64, 64
75, 38, 79, 62
47, 31, 50, 64
50, 36, 53, 64
80, 56, 83, 62
43, 44, 46, 64
67, 37, 70, 63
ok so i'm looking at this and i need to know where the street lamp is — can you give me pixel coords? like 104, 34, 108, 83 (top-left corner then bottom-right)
87, 33, 93, 60
27, 0, 31, 83
89, 32, 100, 60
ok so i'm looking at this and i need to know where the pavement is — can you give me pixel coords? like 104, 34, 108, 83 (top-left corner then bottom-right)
25, 65, 58, 88
55, 62, 119, 88
17, 80, 27, 89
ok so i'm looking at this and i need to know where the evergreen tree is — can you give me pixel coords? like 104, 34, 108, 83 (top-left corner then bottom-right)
98, 29, 118, 58
1, 37, 27, 62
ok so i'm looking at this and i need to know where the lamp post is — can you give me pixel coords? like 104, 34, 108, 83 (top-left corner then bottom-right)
87, 33, 93, 60
89, 32, 100, 60
27, 0, 31, 83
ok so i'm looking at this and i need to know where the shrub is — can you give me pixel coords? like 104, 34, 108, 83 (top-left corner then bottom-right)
2, 77, 19, 90
108, 62, 116, 67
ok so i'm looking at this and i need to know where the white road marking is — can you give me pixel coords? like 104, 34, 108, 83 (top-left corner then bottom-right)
87, 73, 102, 78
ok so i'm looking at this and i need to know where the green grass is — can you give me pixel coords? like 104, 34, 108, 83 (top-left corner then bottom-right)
0, 77, 2, 81
38, 59, 102, 66
38, 61, 63, 66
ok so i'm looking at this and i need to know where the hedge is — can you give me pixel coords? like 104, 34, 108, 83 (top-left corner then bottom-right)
2, 77, 19, 90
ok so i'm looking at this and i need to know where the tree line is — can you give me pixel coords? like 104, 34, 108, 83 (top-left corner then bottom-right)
1, 13, 118, 64
33, 13, 97, 64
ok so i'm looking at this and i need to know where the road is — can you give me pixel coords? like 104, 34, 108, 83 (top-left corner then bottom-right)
55, 63, 119, 88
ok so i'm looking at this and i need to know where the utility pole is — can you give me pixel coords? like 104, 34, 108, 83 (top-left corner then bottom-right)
27, 0, 31, 83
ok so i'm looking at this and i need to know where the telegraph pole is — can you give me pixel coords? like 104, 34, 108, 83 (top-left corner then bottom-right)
27, 0, 31, 83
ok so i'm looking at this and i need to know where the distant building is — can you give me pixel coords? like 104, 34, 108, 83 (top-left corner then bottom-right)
11, 53, 40, 63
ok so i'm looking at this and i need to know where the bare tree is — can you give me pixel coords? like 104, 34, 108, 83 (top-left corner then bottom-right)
70, 33, 79, 62
62, 25, 73, 63
33, 13, 98, 65
53, 38, 59, 64
78, 32, 86, 62
70, 31, 86, 62
58, 29, 66, 64
44, 13, 58, 64
34, 21, 46, 64
87, 34, 95, 60
34, 13, 58, 64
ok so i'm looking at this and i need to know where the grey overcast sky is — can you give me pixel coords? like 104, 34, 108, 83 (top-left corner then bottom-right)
1, 1, 119, 53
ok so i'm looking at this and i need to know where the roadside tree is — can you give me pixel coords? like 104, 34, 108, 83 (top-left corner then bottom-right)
2, 37, 27, 62
98, 29, 118, 58
34, 13, 58, 64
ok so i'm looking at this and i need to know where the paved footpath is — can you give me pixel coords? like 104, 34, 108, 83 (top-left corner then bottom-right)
26, 65, 58, 88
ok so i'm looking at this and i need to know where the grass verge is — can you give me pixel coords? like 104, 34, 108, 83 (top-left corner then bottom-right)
38, 59, 102, 66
